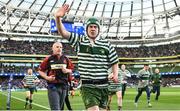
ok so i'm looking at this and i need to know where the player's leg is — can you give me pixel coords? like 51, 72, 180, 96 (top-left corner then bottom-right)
145, 86, 152, 107
61, 93, 68, 110
29, 88, 35, 109
88, 106, 99, 111
134, 88, 143, 107
61, 102, 65, 110
156, 86, 160, 100
151, 85, 156, 93
24, 90, 30, 109
135, 88, 143, 102
116, 91, 122, 111
122, 83, 126, 99
107, 94, 113, 111
65, 95, 72, 110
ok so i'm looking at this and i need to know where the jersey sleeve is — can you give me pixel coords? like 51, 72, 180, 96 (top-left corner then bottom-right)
38, 56, 49, 72
108, 42, 119, 66
67, 58, 74, 71
68, 33, 80, 48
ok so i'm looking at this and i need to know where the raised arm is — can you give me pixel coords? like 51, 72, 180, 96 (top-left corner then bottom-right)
55, 4, 71, 39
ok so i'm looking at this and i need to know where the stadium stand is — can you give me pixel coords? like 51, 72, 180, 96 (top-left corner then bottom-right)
1, 39, 179, 57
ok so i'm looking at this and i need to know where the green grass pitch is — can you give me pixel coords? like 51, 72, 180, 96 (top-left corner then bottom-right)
0, 87, 180, 110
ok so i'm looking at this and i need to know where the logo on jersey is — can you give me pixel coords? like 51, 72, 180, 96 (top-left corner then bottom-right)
100, 49, 105, 54
51, 64, 67, 69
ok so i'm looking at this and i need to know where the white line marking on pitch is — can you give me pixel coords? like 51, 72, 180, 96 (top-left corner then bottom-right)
1, 92, 50, 110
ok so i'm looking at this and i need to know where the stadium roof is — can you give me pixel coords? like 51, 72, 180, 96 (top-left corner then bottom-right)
0, 0, 180, 43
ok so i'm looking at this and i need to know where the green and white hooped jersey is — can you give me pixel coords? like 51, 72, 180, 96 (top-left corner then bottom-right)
69, 33, 118, 88
121, 69, 131, 83
108, 68, 122, 92
23, 74, 38, 87
137, 69, 151, 88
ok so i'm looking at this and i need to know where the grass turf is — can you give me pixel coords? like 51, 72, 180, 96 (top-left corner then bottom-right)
0, 87, 180, 110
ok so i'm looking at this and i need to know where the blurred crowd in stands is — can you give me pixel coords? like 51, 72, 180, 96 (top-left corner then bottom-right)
0, 64, 29, 74
1, 39, 179, 57
116, 43, 179, 57
0, 40, 76, 56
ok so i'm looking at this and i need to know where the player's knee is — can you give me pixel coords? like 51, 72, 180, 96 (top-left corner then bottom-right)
117, 95, 122, 100
27, 95, 30, 99
87, 105, 99, 111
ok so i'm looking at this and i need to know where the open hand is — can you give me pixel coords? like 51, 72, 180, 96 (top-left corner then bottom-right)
55, 4, 70, 17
